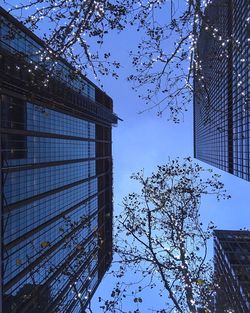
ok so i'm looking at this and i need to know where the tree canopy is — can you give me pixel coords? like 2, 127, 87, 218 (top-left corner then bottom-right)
94, 158, 230, 313
4, 0, 215, 121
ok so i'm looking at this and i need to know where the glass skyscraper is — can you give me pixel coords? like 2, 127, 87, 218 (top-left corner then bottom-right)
0, 7, 118, 313
214, 230, 250, 312
194, 0, 250, 181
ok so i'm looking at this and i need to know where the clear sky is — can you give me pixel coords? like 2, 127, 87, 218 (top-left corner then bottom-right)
3, 1, 250, 311
89, 22, 250, 312
97, 24, 250, 231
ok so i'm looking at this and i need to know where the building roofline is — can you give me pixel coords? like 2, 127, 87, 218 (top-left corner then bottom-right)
0, 6, 111, 99
214, 229, 250, 235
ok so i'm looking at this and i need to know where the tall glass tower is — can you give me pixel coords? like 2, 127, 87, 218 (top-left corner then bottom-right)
194, 0, 250, 181
214, 230, 250, 312
0, 7, 118, 312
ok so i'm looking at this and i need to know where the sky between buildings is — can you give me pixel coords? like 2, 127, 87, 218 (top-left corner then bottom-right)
89, 13, 250, 312
3, 1, 250, 311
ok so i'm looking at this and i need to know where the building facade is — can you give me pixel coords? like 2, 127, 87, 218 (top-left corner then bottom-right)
194, 0, 250, 181
0, 7, 117, 313
214, 230, 250, 312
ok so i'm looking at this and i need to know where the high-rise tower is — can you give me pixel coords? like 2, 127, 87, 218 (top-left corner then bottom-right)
0, 7, 118, 312
214, 230, 250, 312
194, 0, 250, 181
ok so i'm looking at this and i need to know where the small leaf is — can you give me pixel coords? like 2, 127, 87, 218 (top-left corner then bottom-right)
16, 258, 22, 265
41, 241, 49, 248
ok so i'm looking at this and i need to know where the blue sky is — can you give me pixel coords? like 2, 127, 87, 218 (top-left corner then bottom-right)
90, 71, 250, 310
97, 27, 250, 232
89, 19, 250, 312
3, 1, 249, 310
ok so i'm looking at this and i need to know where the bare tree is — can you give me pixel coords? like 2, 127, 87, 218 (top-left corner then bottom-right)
94, 158, 230, 313
2, 0, 233, 121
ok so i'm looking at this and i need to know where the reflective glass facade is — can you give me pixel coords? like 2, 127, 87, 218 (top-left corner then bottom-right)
214, 230, 250, 313
194, 0, 250, 181
0, 7, 117, 313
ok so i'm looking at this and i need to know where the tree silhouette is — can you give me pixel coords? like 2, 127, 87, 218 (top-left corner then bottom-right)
95, 158, 230, 313
2, 0, 236, 121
